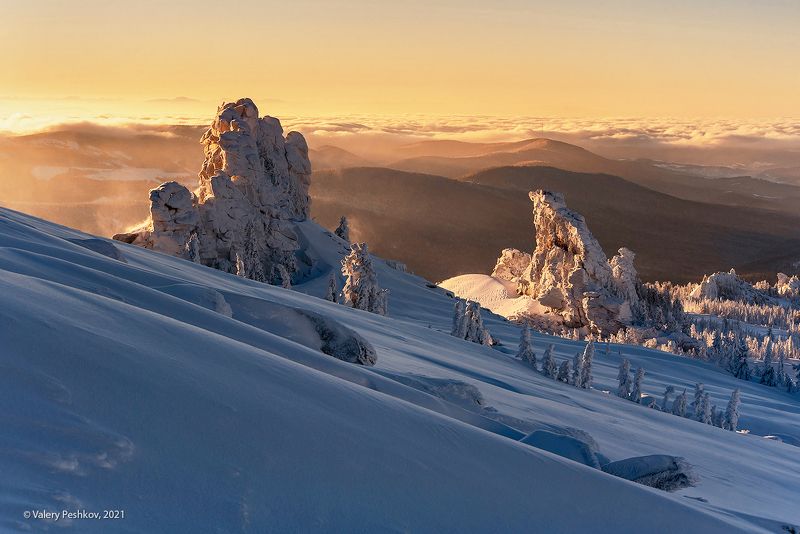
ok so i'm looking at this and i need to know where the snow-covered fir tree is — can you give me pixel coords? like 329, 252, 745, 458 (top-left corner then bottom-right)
760, 338, 777, 387
572, 352, 583, 387
556, 359, 572, 383
578, 341, 594, 389
451, 299, 467, 338
777, 350, 787, 388
517, 324, 537, 369
185, 231, 201, 263
541, 344, 557, 378
464, 301, 493, 345
325, 273, 338, 302
731, 339, 752, 381
631, 367, 645, 403
341, 242, 388, 315
672, 389, 688, 417
723, 388, 741, 431
711, 404, 725, 428
335, 216, 350, 242
698, 392, 713, 424
617, 358, 632, 399
691, 383, 704, 415
661, 385, 675, 412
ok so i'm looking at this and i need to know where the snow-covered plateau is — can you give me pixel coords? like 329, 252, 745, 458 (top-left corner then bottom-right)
2, 206, 800, 532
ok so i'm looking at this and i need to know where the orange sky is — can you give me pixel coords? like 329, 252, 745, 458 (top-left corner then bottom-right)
1, 0, 799, 132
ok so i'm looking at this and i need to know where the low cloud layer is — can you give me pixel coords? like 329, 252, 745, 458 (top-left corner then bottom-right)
2, 114, 799, 169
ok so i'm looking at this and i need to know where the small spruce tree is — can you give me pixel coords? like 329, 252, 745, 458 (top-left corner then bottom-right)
556, 359, 572, 383
732, 336, 752, 380
631, 367, 645, 403
699, 392, 713, 424
691, 383, 705, 415
578, 341, 594, 389
723, 388, 741, 431
335, 216, 350, 242
341, 242, 388, 315
617, 358, 632, 399
760, 339, 777, 387
541, 344, 557, 378
672, 389, 688, 417
572, 352, 583, 387
517, 324, 537, 369
325, 273, 338, 302
451, 299, 467, 339
464, 301, 493, 346
661, 385, 675, 412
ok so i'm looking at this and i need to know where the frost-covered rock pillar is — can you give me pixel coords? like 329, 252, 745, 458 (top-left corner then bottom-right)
114, 98, 312, 285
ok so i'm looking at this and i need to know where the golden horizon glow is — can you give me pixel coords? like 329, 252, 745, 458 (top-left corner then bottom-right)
2, 0, 799, 133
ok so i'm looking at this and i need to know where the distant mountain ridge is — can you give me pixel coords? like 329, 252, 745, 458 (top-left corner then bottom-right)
387, 137, 800, 215
311, 165, 800, 283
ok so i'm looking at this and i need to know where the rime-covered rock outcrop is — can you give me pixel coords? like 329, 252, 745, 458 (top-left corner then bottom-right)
775, 273, 800, 299
114, 98, 312, 284
609, 247, 640, 320
491, 248, 532, 284
689, 269, 773, 305
515, 190, 639, 334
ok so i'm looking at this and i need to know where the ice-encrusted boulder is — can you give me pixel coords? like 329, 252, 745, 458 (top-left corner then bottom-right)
516, 190, 638, 334
690, 269, 773, 305
114, 98, 312, 284
491, 248, 532, 284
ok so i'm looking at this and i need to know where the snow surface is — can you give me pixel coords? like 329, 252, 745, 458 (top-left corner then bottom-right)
439, 273, 547, 319
2, 207, 800, 532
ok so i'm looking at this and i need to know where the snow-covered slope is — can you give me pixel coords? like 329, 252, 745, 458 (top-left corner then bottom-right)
2, 207, 799, 532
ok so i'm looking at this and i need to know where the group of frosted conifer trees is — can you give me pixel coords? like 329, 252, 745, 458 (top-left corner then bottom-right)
616, 360, 742, 431
511, 323, 744, 432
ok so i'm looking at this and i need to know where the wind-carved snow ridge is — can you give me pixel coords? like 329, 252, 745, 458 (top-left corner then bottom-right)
516, 190, 639, 335
114, 98, 312, 285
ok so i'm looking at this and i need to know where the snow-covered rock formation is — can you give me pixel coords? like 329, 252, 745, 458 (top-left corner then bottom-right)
491, 248, 531, 284
114, 98, 312, 284
776, 272, 800, 299
690, 269, 773, 305
515, 190, 637, 334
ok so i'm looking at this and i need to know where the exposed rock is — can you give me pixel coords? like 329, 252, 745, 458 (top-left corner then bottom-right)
602, 455, 698, 492
491, 248, 532, 284
690, 269, 773, 305
297, 309, 377, 366
516, 190, 637, 334
113, 98, 312, 284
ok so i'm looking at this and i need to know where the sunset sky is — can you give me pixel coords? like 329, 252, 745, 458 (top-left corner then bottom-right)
1, 0, 799, 132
